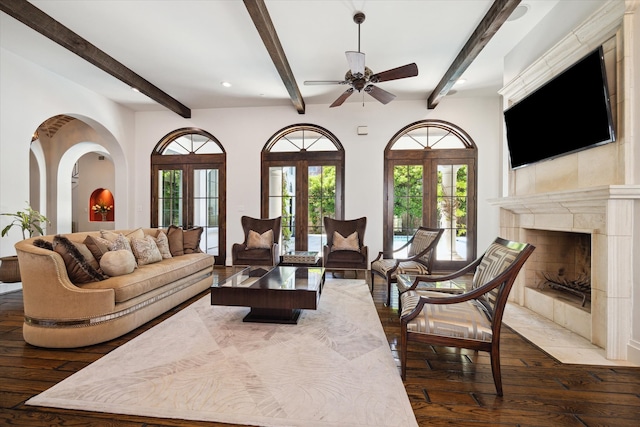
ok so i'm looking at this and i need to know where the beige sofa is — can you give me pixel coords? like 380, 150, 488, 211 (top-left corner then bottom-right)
15, 228, 214, 348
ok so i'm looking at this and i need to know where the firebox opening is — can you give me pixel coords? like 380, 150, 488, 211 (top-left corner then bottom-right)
524, 229, 592, 313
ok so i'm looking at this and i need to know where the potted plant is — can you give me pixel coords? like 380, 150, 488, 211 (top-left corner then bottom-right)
1, 203, 50, 283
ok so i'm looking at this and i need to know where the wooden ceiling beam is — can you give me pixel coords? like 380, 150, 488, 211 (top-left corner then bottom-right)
1, 0, 192, 118
427, 0, 521, 109
244, 0, 305, 114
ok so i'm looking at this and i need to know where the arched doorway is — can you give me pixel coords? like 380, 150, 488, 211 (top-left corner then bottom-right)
30, 114, 123, 234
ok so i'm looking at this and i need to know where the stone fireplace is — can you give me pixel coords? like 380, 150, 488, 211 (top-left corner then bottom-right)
491, 186, 640, 360
492, 1, 640, 363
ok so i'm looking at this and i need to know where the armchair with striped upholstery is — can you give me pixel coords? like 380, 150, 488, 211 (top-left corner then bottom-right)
370, 227, 443, 306
399, 237, 535, 396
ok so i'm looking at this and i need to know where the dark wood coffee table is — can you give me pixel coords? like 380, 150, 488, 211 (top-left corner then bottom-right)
210, 265, 325, 324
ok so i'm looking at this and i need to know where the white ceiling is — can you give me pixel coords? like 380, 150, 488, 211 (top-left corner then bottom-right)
1, 1, 604, 113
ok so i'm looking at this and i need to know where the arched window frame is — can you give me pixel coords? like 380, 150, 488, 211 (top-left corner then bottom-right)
261, 123, 345, 255
384, 119, 478, 271
151, 127, 227, 265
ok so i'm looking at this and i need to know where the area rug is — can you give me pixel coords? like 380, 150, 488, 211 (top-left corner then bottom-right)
27, 278, 418, 427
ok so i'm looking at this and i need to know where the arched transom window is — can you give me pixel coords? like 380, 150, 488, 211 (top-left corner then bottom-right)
261, 124, 345, 255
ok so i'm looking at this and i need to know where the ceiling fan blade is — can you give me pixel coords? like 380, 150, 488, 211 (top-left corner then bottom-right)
345, 51, 365, 77
330, 88, 355, 108
304, 80, 345, 85
371, 63, 418, 83
365, 85, 396, 105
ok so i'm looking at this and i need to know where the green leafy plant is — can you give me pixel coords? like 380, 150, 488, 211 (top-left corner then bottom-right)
1, 203, 50, 239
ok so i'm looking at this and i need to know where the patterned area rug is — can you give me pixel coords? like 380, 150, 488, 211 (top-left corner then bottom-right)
27, 279, 418, 427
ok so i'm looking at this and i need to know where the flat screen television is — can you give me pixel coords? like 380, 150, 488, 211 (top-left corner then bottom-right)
504, 46, 615, 169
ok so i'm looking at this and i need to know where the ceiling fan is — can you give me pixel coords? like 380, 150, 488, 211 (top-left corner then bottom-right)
304, 11, 418, 108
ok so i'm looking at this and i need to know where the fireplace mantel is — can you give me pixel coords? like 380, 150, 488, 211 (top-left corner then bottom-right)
489, 185, 640, 216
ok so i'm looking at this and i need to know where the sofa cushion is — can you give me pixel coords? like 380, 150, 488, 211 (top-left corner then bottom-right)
33, 238, 53, 251
52, 235, 107, 284
84, 235, 110, 262
183, 227, 203, 254
234, 247, 272, 264
101, 228, 144, 243
107, 233, 137, 264
154, 230, 172, 259
131, 235, 163, 266
100, 250, 136, 276
80, 253, 214, 303
247, 229, 272, 249
167, 225, 184, 257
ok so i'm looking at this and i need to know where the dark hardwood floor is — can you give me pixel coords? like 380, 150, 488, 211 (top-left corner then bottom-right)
1, 270, 639, 426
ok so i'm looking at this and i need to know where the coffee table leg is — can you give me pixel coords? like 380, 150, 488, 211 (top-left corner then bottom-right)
243, 308, 302, 324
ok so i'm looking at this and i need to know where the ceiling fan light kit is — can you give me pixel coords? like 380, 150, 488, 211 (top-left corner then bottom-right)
304, 11, 418, 108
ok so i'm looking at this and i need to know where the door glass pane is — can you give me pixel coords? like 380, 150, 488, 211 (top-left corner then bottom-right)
393, 165, 423, 256
437, 164, 467, 261
308, 165, 336, 252
193, 168, 219, 255
269, 166, 295, 253
158, 169, 182, 227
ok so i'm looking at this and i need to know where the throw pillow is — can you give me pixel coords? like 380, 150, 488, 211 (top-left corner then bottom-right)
108, 233, 133, 252
166, 225, 184, 257
100, 250, 136, 276
107, 234, 138, 268
84, 235, 110, 262
130, 235, 163, 266
52, 235, 107, 284
331, 231, 360, 252
33, 238, 53, 251
183, 226, 204, 254
101, 228, 144, 243
247, 229, 273, 249
154, 230, 172, 259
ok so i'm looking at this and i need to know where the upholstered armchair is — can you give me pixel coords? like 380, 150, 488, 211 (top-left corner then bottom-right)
231, 216, 281, 266
371, 227, 443, 306
323, 217, 368, 277
399, 237, 535, 396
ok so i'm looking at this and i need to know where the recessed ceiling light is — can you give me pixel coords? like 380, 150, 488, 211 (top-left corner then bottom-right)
454, 79, 466, 86
131, 87, 140, 92
221, 81, 232, 88
507, 4, 529, 22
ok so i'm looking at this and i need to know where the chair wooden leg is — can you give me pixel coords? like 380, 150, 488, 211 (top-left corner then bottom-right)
385, 278, 392, 307
400, 324, 408, 380
490, 348, 503, 396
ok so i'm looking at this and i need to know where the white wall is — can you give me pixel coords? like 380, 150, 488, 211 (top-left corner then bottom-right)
1, 45, 501, 264
0, 47, 134, 256
135, 96, 502, 265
